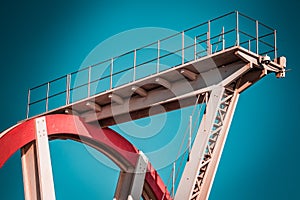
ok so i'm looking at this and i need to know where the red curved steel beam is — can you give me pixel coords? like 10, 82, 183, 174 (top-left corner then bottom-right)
0, 114, 171, 200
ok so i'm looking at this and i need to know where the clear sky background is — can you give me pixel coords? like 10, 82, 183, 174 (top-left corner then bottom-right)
0, 0, 299, 199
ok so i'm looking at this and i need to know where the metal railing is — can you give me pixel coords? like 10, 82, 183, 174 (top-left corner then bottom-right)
26, 11, 278, 118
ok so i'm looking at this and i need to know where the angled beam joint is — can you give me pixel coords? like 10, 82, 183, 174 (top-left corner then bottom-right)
114, 151, 148, 200
109, 94, 124, 105
155, 77, 172, 89
132, 86, 148, 97
85, 101, 102, 112
180, 69, 198, 81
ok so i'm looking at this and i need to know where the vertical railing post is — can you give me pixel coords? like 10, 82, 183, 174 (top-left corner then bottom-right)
46, 82, 50, 112
182, 31, 185, 64
222, 26, 225, 51
172, 162, 176, 198
274, 30, 277, 58
256, 20, 259, 54
26, 89, 31, 119
194, 37, 197, 60
110, 58, 114, 89
133, 49, 137, 81
188, 115, 192, 157
66, 74, 71, 105
248, 40, 251, 51
157, 40, 160, 73
88, 66, 91, 97
236, 11, 240, 46
207, 21, 211, 55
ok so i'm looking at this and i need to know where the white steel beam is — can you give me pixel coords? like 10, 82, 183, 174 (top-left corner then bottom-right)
35, 117, 56, 200
114, 151, 148, 200
198, 91, 239, 200
129, 151, 148, 199
21, 117, 56, 200
175, 86, 225, 200
21, 143, 40, 200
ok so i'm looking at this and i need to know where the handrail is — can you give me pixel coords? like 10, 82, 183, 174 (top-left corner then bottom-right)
26, 11, 278, 118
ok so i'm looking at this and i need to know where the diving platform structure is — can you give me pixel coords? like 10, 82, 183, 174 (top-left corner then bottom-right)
0, 11, 286, 200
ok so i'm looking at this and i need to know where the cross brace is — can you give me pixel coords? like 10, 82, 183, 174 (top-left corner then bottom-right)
175, 86, 239, 200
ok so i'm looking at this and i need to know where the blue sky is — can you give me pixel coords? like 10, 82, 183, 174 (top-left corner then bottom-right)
0, 0, 299, 199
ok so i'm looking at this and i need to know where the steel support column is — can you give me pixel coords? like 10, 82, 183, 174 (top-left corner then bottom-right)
21, 143, 40, 200
175, 86, 239, 200
21, 116, 56, 200
197, 90, 239, 200
114, 151, 148, 200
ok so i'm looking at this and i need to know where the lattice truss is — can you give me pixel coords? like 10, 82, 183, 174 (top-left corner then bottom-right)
191, 88, 234, 200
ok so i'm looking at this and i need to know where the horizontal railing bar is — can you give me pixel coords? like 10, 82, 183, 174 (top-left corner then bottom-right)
112, 66, 134, 77
47, 90, 66, 100
238, 12, 257, 23
239, 30, 256, 39
136, 40, 160, 51
258, 21, 275, 31
240, 40, 253, 46
113, 49, 135, 60
136, 32, 182, 51
196, 49, 207, 55
239, 12, 274, 31
136, 57, 159, 68
30, 82, 49, 91
158, 32, 182, 43
29, 97, 47, 106
48, 75, 67, 84
184, 21, 208, 33
211, 40, 223, 46
260, 49, 275, 55
160, 49, 182, 60
258, 32, 274, 39
196, 29, 235, 45
70, 82, 89, 91
210, 11, 236, 22
239, 38, 273, 49
70, 68, 86, 75
258, 39, 274, 48
196, 33, 208, 39
70, 59, 112, 75
30, 74, 67, 90
90, 74, 111, 84
185, 11, 234, 33
90, 58, 112, 68
70, 65, 134, 91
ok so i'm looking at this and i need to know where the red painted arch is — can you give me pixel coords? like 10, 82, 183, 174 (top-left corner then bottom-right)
0, 114, 171, 200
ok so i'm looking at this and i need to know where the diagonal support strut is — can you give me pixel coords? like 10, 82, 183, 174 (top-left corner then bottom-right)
175, 86, 239, 200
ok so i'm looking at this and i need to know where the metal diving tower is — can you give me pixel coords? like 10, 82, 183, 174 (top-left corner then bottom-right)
0, 11, 286, 200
